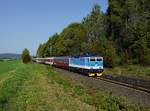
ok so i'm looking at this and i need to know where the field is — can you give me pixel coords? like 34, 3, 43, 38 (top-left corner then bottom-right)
0, 60, 149, 111
104, 65, 150, 80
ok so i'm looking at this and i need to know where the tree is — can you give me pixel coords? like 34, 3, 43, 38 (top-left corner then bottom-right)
21, 48, 31, 63
36, 43, 47, 57
55, 23, 87, 56
36, 1, 150, 66
104, 40, 118, 67
82, 4, 106, 54
36, 44, 43, 57
43, 33, 59, 57
106, 0, 150, 65
82, 4, 118, 67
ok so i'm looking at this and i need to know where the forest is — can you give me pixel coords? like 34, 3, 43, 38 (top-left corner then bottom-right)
36, 0, 150, 67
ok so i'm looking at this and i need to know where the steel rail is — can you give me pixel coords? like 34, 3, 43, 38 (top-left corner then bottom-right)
96, 77, 150, 94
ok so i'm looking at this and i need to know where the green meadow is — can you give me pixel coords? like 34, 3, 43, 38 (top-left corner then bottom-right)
0, 60, 149, 111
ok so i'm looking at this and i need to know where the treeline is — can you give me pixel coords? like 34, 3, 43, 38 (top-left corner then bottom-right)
37, 0, 150, 67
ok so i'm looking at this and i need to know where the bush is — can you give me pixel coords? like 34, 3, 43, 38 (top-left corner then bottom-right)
21, 48, 31, 63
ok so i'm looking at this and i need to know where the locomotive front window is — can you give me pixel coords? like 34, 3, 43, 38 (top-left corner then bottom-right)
97, 58, 102, 61
90, 58, 95, 61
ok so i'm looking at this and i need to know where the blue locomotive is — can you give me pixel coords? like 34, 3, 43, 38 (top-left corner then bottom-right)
69, 55, 103, 76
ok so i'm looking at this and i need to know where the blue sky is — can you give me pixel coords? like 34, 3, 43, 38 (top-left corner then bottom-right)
0, 0, 108, 55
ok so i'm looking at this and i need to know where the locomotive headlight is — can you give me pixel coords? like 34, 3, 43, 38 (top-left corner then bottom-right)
99, 66, 103, 69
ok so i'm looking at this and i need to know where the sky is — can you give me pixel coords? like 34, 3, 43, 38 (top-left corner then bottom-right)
0, 0, 108, 55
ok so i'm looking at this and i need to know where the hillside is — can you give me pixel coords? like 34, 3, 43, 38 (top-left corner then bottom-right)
0, 53, 21, 59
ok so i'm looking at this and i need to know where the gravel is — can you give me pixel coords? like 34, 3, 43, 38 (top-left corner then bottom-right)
53, 67, 150, 106
101, 74, 150, 89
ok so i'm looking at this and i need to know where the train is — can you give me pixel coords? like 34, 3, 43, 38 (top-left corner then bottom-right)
34, 55, 104, 76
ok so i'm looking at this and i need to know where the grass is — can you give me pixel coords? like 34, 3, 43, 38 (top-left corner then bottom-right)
0, 60, 19, 74
47, 68, 150, 111
0, 61, 149, 111
0, 60, 20, 86
103, 65, 150, 79
0, 61, 94, 111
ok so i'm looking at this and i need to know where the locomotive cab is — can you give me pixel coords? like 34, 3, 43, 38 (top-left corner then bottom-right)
87, 57, 103, 69
85, 57, 103, 76
69, 56, 104, 76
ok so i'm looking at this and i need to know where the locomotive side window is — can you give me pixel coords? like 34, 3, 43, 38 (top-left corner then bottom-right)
90, 58, 95, 61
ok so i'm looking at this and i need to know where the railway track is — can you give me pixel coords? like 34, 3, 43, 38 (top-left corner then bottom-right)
96, 76, 150, 94
33, 58, 150, 94
53, 67, 150, 105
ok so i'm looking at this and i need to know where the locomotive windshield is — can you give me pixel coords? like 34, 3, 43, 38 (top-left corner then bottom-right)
89, 57, 103, 62
97, 58, 102, 61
